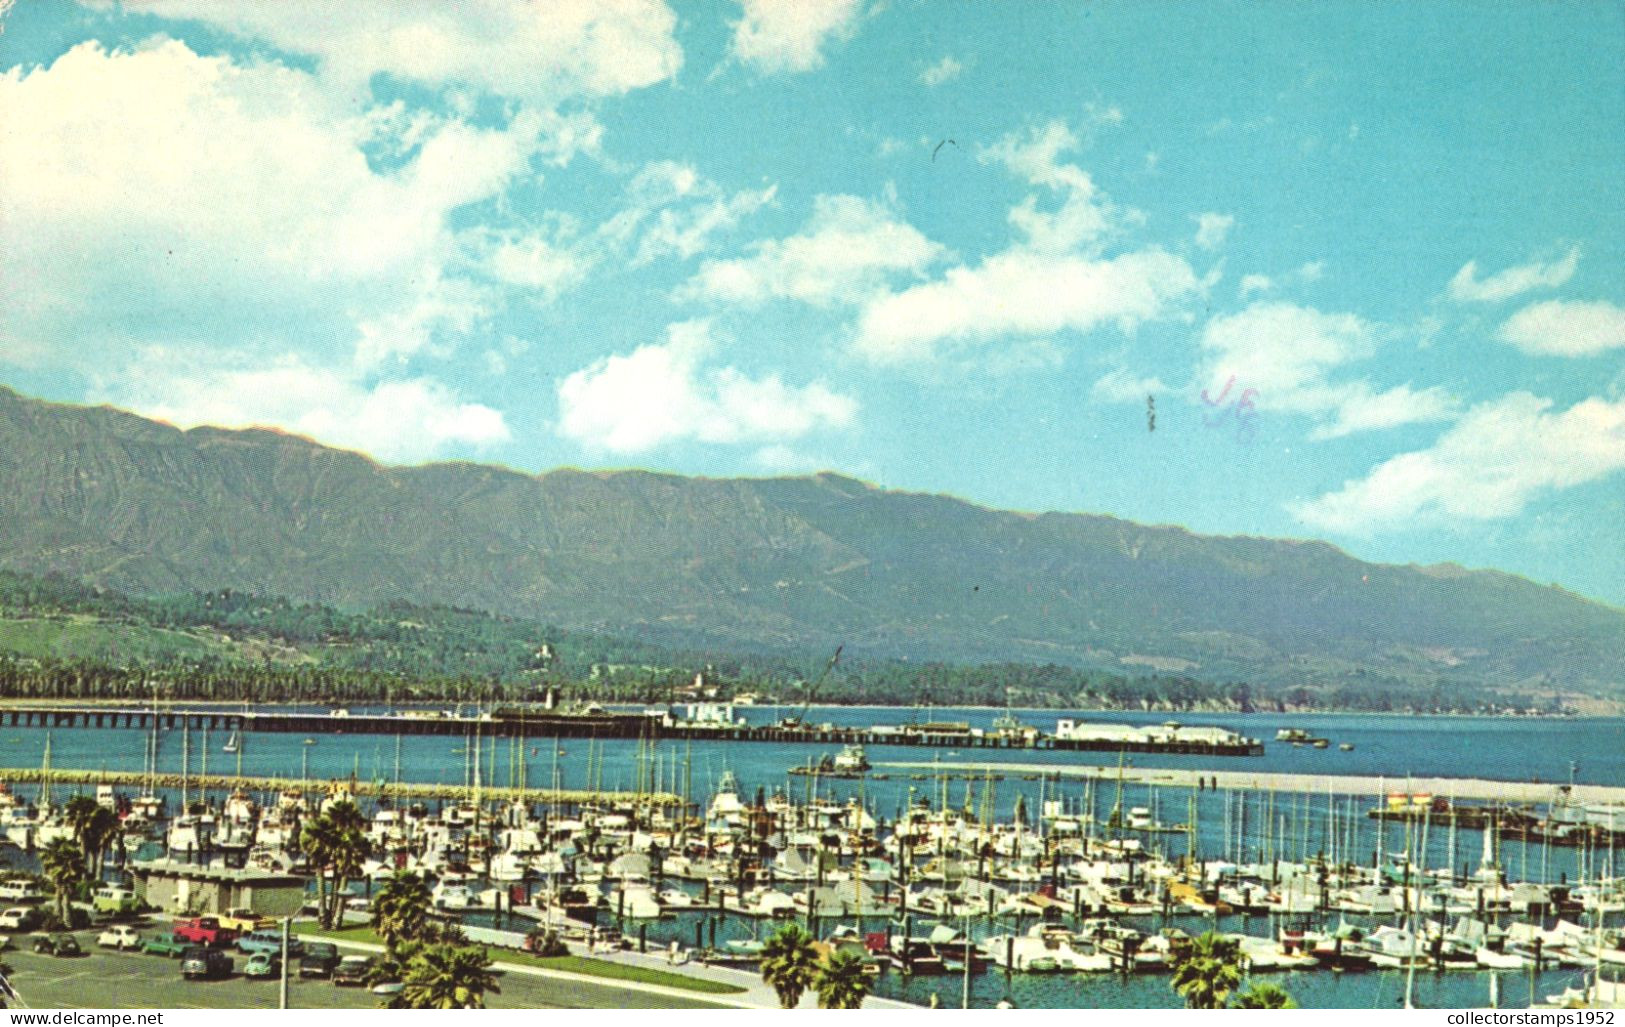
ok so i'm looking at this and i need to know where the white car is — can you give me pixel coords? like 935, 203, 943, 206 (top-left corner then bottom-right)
0, 907, 38, 931
97, 924, 143, 950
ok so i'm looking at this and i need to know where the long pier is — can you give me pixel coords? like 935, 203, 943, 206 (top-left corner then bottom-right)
0, 703, 1265, 756
0, 766, 681, 806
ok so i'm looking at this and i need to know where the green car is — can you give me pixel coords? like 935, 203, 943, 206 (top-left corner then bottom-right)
143, 934, 190, 958
92, 887, 141, 916
242, 950, 280, 978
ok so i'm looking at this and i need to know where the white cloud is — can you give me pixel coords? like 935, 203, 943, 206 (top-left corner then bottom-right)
1308, 382, 1459, 440
1199, 302, 1375, 398
1293, 393, 1625, 532
730, 0, 863, 73
460, 161, 775, 306
556, 321, 856, 453
1197, 302, 1455, 436
849, 120, 1198, 365
476, 223, 593, 300
84, 0, 682, 105
0, 39, 537, 371
1239, 274, 1274, 298
1194, 213, 1234, 251
100, 352, 510, 463
1091, 369, 1170, 404
683, 194, 943, 307
1497, 299, 1625, 357
919, 55, 963, 87
628, 164, 777, 265
979, 121, 1113, 252
1448, 247, 1580, 303
855, 249, 1199, 364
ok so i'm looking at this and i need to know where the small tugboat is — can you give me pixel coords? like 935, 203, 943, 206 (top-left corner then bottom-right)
788, 744, 871, 778
1277, 727, 1332, 747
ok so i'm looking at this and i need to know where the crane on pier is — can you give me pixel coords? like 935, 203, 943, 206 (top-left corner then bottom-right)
778, 646, 842, 729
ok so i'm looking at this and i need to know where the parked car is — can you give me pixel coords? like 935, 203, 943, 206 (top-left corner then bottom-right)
0, 880, 45, 904
242, 951, 280, 978
97, 924, 143, 950
172, 917, 237, 948
217, 908, 274, 934
180, 946, 233, 980
238, 929, 301, 958
332, 955, 373, 986
92, 887, 141, 917
143, 934, 190, 958
0, 908, 39, 932
34, 934, 83, 957
298, 941, 340, 978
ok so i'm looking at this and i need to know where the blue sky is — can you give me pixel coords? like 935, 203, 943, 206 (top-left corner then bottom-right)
2, 1, 1623, 605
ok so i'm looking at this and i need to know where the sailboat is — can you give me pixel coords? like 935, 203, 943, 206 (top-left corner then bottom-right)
222, 729, 240, 754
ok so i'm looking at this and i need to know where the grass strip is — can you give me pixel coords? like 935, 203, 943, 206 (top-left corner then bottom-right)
293, 922, 744, 995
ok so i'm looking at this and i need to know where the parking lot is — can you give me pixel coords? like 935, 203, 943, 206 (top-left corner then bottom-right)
0, 930, 727, 1010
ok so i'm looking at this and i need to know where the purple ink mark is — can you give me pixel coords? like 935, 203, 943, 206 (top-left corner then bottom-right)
1202, 376, 1259, 443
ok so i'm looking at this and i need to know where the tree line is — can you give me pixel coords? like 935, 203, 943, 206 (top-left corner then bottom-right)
0, 571, 1563, 715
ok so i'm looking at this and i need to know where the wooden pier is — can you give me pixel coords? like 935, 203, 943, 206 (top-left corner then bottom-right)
0, 703, 1265, 756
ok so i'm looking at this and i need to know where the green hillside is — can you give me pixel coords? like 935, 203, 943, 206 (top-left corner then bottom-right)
0, 384, 1620, 702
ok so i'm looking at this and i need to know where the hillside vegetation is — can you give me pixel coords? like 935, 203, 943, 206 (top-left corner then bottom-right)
0, 384, 1620, 707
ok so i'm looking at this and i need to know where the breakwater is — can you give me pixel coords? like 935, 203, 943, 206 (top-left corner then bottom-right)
880, 760, 1625, 804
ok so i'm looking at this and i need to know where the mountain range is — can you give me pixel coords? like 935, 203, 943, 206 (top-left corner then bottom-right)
1, 384, 1621, 698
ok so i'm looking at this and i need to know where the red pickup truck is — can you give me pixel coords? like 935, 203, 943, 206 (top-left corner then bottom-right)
172, 917, 238, 948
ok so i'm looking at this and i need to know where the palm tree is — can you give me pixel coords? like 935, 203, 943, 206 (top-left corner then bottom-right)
813, 949, 871, 1009
80, 806, 121, 881
300, 802, 369, 928
39, 838, 87, 927
399, 944, 501, 1010
372, 870, 433, 951
759, 924, 820, 1009
1169, 931, 1243, 1010
63, 795, 100, 846
299, 814, 339, 928
1235, 982, 1298, 1009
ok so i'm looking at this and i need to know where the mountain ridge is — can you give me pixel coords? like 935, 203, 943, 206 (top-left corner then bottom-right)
1, 383, 1620, 696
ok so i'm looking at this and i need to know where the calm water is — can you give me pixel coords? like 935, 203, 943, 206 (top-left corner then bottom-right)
2, 705, 1620, 1009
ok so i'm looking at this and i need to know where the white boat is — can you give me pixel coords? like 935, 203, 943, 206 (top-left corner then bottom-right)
832, 745, 870, 773
222, 730, 240, 754
1476, 946, 1528, 969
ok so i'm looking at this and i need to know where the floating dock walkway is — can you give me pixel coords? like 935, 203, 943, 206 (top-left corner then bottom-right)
0, 766, 682, 806
0, 703, 1264, 756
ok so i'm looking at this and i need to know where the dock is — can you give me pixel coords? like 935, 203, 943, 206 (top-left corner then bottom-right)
0, 766, 682, 806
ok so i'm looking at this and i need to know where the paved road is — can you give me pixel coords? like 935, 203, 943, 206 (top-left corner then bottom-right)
0, 931, 727, 1010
